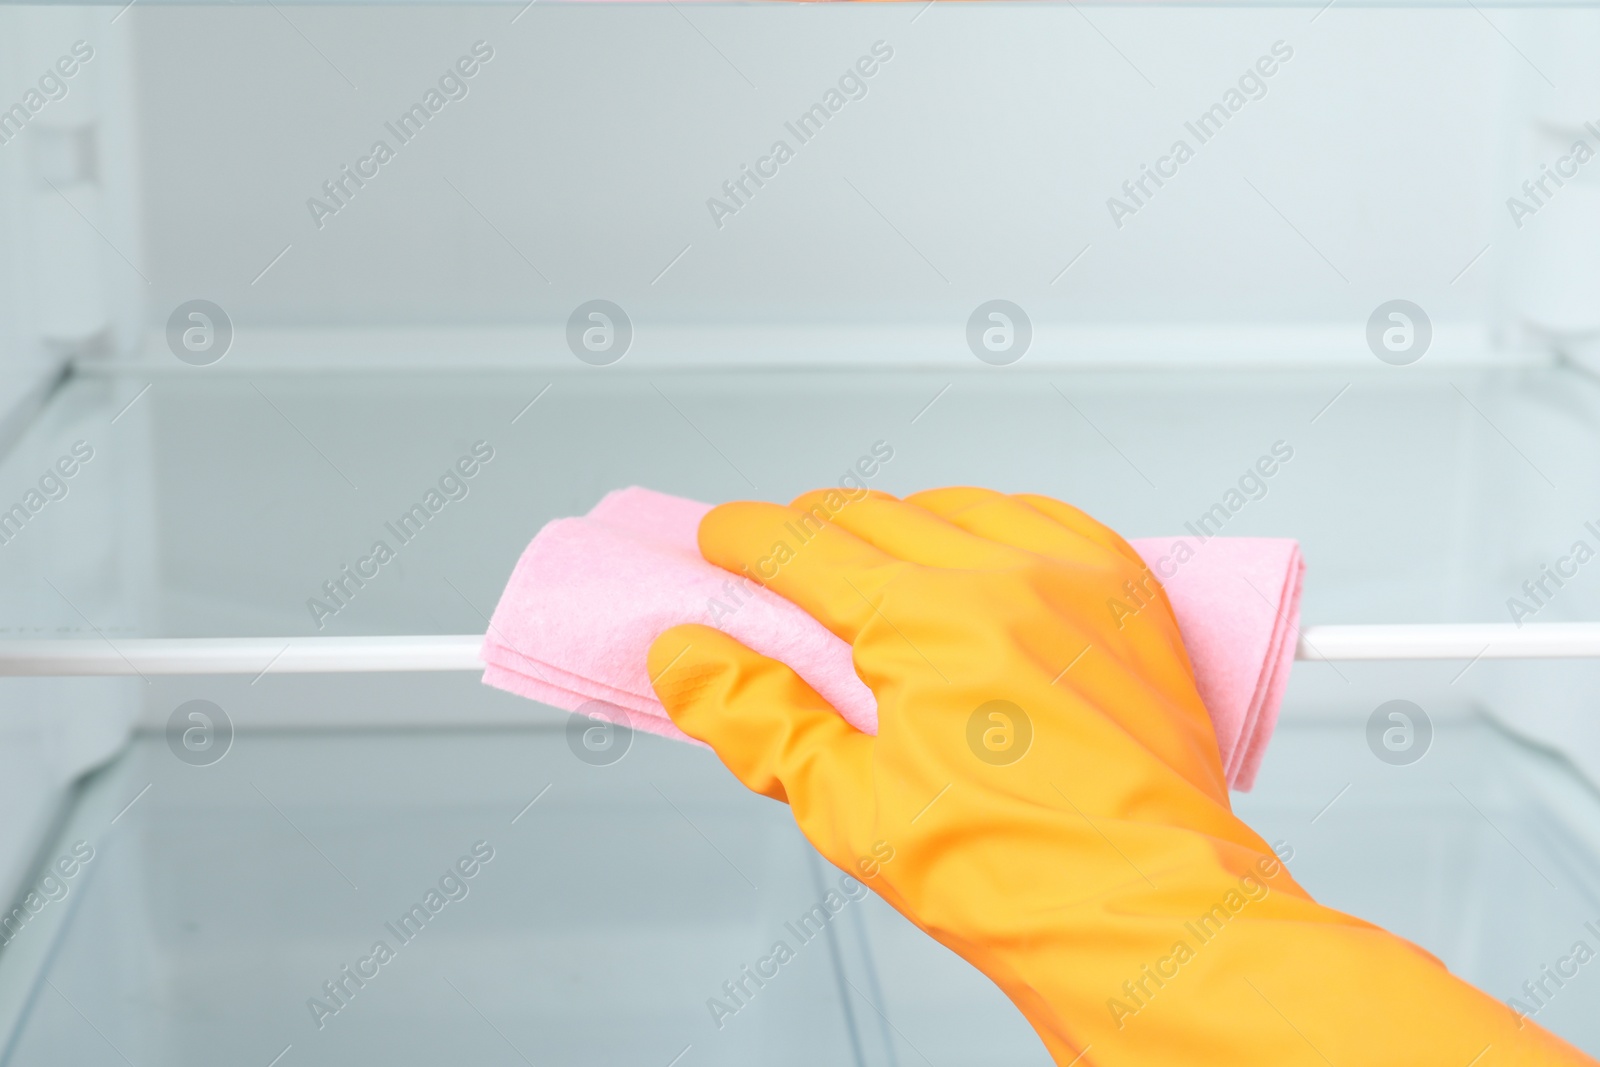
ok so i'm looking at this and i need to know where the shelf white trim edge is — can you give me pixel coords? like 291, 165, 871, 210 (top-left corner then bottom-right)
1293, 623, 1600, 661
2, 624, 1600, 676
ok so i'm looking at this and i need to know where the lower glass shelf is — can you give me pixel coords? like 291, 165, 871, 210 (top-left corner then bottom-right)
1, 709, 1597, 1065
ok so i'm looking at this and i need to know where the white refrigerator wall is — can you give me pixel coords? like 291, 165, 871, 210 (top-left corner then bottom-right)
118, 4, 1591, 347
0, 7, 146, 911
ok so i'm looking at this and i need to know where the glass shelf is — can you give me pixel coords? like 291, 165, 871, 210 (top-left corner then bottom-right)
1, 710, 1596, 1065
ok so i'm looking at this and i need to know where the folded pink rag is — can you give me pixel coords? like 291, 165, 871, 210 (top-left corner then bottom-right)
482, 488, 1304, 791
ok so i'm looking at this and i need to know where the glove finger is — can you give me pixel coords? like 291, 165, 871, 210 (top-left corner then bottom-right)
648, 623, 876, 861
1015, 492, 1154, 570
790, 490, 1026, 571
697, 500, 905, 644
1002, 492, 1193, 649
907, 487, 1170, 624
910, 486, 1147, 570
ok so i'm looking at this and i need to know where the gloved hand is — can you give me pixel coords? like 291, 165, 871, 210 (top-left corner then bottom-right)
648, 487, 1594, 1066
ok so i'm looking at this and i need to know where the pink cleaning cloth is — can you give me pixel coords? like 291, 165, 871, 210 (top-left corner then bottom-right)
482, 488, 1304, 791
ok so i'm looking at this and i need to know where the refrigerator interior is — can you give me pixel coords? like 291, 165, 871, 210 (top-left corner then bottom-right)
1, 2, 1600, 1064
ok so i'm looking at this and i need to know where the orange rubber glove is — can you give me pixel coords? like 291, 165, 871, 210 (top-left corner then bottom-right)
648, 488, 1594, 1066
